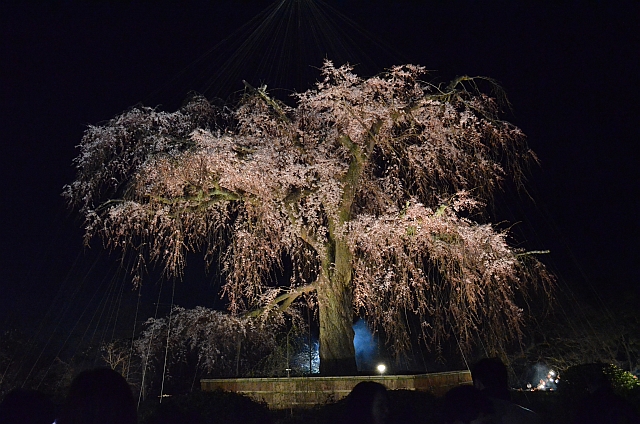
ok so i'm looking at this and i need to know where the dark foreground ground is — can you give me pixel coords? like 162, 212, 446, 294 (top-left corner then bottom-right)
137, 388, 640, 424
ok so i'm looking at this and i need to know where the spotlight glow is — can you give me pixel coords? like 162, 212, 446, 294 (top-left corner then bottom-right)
528, 363, 559, 391
377, 363, 386, 374
353, 319, 377, 370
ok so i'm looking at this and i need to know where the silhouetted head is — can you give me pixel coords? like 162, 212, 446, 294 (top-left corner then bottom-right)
471, 357, 510, 401
344, 381, 390, 424
442, 384, 494, 424
57, 367, 137, 424
0, 388, 55, 424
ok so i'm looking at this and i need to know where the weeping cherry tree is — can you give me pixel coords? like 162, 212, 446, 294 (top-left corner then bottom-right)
65, 61, 554, 375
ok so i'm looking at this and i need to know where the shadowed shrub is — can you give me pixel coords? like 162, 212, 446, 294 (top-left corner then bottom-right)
140, 389, 272, 424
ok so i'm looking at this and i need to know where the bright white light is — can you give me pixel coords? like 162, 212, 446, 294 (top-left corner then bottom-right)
377, 363, 386, 374
529, 363, 559, 391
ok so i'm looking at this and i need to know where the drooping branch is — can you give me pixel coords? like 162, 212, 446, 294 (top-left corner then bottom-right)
149, 185, 241, 208
243, 80, 291, 124
244, 283, 318, 318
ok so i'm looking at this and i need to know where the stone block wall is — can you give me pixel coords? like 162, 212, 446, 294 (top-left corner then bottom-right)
201, 371, 471, 409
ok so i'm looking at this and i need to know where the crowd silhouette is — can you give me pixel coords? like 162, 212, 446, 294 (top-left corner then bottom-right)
343, 381, 390, 424
0, 367, 136, 424
2, 360, 640, 423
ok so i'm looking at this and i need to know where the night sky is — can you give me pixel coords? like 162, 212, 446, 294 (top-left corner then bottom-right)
1, 0, 639, 371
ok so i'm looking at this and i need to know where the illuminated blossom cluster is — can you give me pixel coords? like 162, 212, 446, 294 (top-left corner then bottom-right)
347, 196, 549, 354
135, 306, 290, 381
66, 60, 553, 365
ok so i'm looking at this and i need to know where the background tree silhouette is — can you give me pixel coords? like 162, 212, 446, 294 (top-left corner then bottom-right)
65, 61, 553, 375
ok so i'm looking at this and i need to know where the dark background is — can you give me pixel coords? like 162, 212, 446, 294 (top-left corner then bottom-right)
1, 0, 638, 380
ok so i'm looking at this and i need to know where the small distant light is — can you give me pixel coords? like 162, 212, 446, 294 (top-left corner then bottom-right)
549, 370, 556, 377
377, 364, 387, 374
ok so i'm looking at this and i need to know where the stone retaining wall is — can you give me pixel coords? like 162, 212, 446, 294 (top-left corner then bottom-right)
201, 371, 471, 409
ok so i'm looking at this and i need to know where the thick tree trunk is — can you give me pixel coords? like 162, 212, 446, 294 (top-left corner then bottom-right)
318, 238, 357, 375
315, 131, 367, 375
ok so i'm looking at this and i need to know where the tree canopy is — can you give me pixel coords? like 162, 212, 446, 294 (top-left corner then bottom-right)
65, 61, 554, 375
